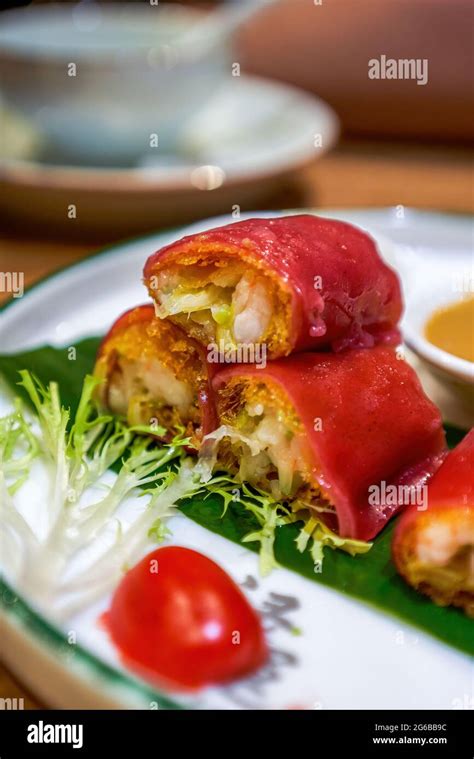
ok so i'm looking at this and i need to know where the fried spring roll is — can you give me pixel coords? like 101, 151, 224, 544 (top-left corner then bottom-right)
202, 348, 445, 541
393, 430, 474, 616
94, 305, 216, 446
144, 215, 402, 360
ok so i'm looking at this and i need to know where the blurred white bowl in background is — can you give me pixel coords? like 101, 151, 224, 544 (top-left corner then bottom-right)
0, 3, 230, 165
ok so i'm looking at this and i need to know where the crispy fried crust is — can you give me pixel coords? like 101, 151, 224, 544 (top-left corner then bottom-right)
214, 375, 335, 521
94, 305, 208, 444
147, 244, 293, 358
393, 509, 474, 617
393, 430, 474, 616
217, 376, 302, 434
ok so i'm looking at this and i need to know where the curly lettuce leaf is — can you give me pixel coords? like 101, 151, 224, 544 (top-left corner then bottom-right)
197, 474, 372, 576
0, 371, 195, 617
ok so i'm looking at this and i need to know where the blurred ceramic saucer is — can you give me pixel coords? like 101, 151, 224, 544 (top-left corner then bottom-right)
0, 76, 338, 238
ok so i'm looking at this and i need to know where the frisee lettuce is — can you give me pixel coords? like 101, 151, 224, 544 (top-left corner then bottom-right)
294, 513, 372, 568
0, 371, 194, 617
55, 460, 202, 620
201, 477, 295, 575
198, 475, 372, 576
0, 399, 39, 495
198, 424, 373, 573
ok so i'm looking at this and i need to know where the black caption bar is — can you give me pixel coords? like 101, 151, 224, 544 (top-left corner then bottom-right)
0, 710, 471, 756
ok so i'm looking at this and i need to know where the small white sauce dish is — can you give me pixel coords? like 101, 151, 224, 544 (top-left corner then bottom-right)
334, 208, 474, 428
401, 265, 474, 425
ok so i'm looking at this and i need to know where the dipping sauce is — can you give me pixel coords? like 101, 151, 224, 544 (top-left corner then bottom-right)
425, 297, 474, 362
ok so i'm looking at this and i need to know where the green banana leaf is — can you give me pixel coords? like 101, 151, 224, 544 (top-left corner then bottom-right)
0, 338, 472, 656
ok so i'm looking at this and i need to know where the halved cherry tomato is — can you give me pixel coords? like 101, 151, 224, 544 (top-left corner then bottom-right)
103, 546, 268, 690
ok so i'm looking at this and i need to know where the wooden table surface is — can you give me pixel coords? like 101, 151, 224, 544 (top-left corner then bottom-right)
0, 138, 472, 707
1, 139, 472, 304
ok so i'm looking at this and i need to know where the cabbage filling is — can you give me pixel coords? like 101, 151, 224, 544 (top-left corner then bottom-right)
151, 258, 291, 355
203, 379, 336, 521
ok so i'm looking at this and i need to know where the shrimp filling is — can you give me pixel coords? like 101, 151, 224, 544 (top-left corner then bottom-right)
410, 512, 474, 613
150, 258, 292, 355
95, 318, 205, 437
201, 379, 335, 520
107, 355, 197, 428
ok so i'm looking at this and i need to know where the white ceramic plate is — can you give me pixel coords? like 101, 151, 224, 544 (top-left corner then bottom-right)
0, 208, 472, 710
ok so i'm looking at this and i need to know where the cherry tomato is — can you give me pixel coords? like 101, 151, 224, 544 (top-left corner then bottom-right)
104, 546, 268, 690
